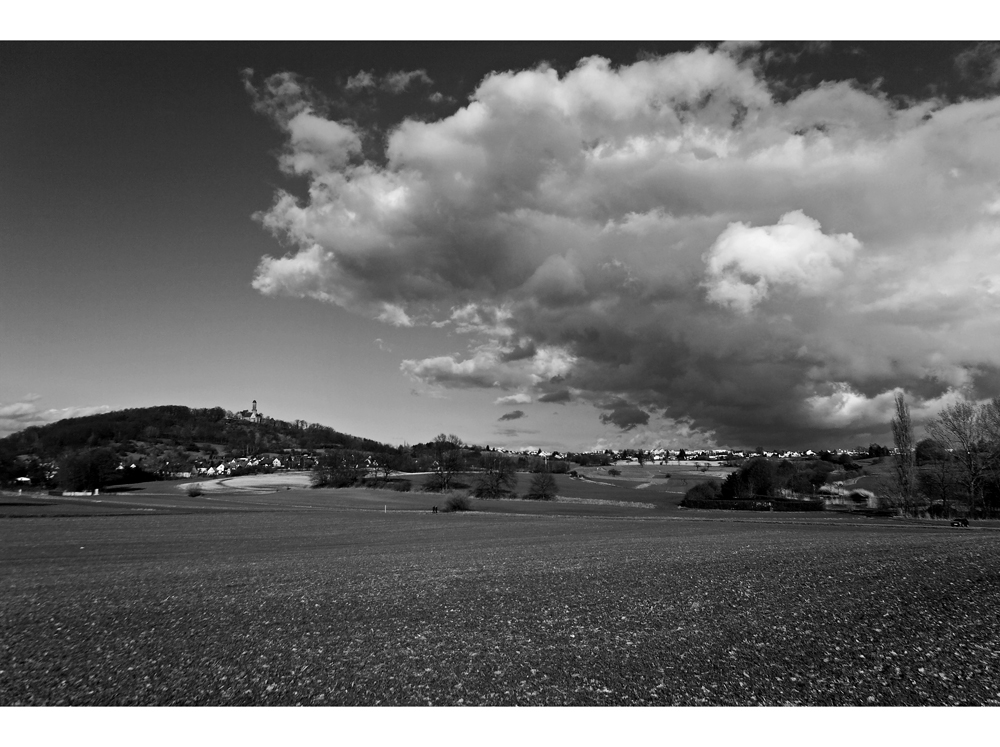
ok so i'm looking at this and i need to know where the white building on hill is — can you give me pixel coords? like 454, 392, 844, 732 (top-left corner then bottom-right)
238, 400, 264, 424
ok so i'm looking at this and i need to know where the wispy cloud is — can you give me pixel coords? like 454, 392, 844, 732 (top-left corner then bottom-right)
498, 410, 526, 421
345, 70, 377, 90
345, 68, 434, 93
494, 426, 539, 439
494, 393, 532, 405
428, 91, 455, 105
382, 69, 433, 93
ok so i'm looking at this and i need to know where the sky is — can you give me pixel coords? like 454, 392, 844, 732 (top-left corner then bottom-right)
4, 20, 1000, 452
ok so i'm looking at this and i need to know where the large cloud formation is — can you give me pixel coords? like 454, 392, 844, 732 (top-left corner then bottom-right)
248, 46, 1000, 447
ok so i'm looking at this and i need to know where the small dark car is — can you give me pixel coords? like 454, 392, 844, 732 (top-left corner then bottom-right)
951, 517, 970, 528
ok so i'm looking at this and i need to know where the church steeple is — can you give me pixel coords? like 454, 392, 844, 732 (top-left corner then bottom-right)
243, 399, 262, 424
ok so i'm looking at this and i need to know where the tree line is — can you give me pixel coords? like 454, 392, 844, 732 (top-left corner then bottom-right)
683, 392, 1000, 519
683, 455, 854, 507
311, 433, 560, 501
886, 393, 1000, 518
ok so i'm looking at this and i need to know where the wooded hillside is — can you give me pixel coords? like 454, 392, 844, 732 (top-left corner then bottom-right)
0, 405, 399, 464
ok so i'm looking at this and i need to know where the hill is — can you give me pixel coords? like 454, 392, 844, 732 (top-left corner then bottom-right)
0, 405, 400, 486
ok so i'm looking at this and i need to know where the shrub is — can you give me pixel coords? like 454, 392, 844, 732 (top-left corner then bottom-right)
187, 484, 203, 497
360, 476, 410, 490
313, 474, 357, 489
608, 468, 621, 477
682, 480, 721, 504
773, 499, 824, 512
785, 471, 814, 494
681, 493, 824, 512
720, 458, 778, 499
423, 475, 471, 493
441, 493, 471, 512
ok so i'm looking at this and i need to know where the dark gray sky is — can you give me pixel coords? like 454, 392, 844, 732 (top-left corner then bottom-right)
4, 29, 1000, 451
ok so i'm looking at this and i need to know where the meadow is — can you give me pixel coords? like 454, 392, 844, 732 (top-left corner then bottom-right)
1, 474, 998, 706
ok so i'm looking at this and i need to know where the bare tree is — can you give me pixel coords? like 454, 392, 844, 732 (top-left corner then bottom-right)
978, 396, 1000, 466
312, 449, 367, 488
429, 433, 465, 492
926, 399, 989, 518
525, 471, 558, 500
890, 392, 918, 515
367, 454, 397, 485
472, 454, 517, 498
918, 453, 960, 518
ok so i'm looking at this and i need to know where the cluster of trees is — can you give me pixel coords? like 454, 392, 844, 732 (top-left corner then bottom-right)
1, 446, 166, 492
469, 453, 557, 500
564, 452, 612, 467
866, 444, 893, 459
0, 454, 48, 487
311, 450, 377, 488
886, 394, 1000, 518
617, 448, 653, 465
693, 394, 1000, 518
689, 456, 844, 503
817, 451, 863, 468
56, 448, 120, 492
683, 392, 1000, 520
310, 433, 560, 500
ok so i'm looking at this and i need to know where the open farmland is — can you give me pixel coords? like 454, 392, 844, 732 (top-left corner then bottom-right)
2, 481, 1000, 706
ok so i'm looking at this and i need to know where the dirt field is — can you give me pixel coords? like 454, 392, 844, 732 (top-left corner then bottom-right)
180, 472, 314, 494
2, 479, 999, 706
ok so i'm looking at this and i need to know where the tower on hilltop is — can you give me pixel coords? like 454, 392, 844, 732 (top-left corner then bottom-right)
244, 399, 263, 424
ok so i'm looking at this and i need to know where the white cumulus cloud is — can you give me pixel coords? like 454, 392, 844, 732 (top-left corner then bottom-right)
247, 46, 1000, 445
704, 211, 861, 313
